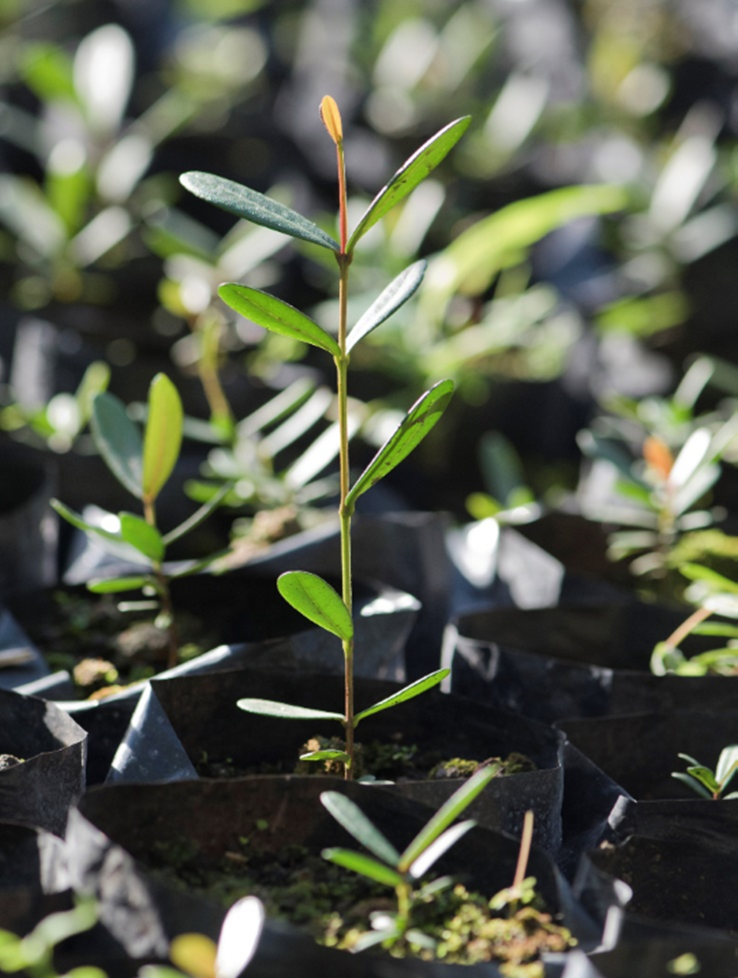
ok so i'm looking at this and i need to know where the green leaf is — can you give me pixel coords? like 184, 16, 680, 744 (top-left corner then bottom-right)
277, 571, 353, 641
320, 792, 401, 866
163, 481, 233, 547
398, 764, 499, 872
236, 699, 344, 722
671, 771, 713, 800
345, 380, 454, 512
142, 374, 183, 505
680, 563, 738, 594
347, 117, 471, 251
219, 284, 340, 357
118, 512, 165, 562
87, 575, 150, 594
684, 765, 720, 794
20, 43, 78, 104
180, 172, 340, 252
408, 819, 476, 879
354, 668, 449, 725
91, 392, 143, 499
300, 749, 350, 764
347, 261, 426, 352
702, 594, 738, 619
50, 499, 122, 545
321, 848, 403, 888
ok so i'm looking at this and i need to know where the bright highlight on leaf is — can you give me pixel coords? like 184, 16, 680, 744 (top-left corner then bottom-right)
277, 570, 353, 640
320, 95, 343, 145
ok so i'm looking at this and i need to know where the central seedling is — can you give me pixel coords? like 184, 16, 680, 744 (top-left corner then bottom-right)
181, 98, 469, 776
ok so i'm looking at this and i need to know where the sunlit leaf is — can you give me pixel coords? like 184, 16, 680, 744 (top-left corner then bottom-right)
354, 668, 449, 725
87, 575, 149, 593
347, 260, 426, 352
408, 819, 476, 879
320, 792, 400, 865
142, 374, 183, 505
345, 380, 454, 511
91, 392, 143, 498
118, 512, 165, 562
348, 117, 471, 251
236, 699, 344, 722
219, 284, 340, 356
180, 172, 339, 252
277, 571, 353, 640
716, 746, 738, 788
680, 563, 738, 594
169, 933, 217, 978
322, 848, 402, 887
216, 896, 265, 978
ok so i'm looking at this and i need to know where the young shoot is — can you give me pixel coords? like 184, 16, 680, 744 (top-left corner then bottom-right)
672, 745, 738, 800
320, 763, 499, 952
181, 98, 470, 777
51, 373, 231, 669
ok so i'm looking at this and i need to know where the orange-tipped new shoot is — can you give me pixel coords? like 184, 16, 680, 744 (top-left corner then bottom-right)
320, 95, 343, 145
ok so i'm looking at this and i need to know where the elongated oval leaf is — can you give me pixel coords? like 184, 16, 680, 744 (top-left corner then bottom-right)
169, 934, 217, 978
180, 172, 339, 252
219, 284, 340, 357
321, 848, 403, 888
398, 764, 499, 872
87, 575, 149, 593
347, 117, 471, 251
408, 819, 476, 879
320, 791, 401, 866
346, 380, 454, 512
347, 260, 426, 352
671, 772, 712, 799
118, 512, 165, 562
91, 392, 143, 499
354, 668, 449, 725
216, 896, 265, 978
142, 374, 183, 505
300, 749, 349, 764
277, 571, 353, 640
236, 698, 344, 722
51, 499, 121, 544
716, 745, 738, 787
680, 563, 738, 594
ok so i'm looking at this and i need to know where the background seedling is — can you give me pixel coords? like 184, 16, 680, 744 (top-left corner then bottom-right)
181, 98, 467, 776
672, 745, 738, 800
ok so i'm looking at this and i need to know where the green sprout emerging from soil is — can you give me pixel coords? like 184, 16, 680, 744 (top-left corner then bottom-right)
672, 745, 738, 800
181, 97, 469, 777
52, 373, 230, 669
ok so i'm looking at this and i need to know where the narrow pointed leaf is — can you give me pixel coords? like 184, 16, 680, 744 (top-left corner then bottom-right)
50, 499, 122, 544
321, 791, 401, 865
277, 571, 353, 640
300, 749, 349, 764
354, 668, 449, 725
347, 117, 471, 251
91, 392, 143, 498
236, 699, 344, 722
680, 563, 738, 594
346, 380, 454, 511
142, 374, 183, 504
87, 575, 150, 593
408, 819, 476, 879
671, 772, 713, 799
118, 512, 165, 562
163, 481, 233, 547
180, 172, 340, 251
398, 764, 499, 872
347, 260, 426, 352
219, 284, 340, 356
321, 849, 403, 888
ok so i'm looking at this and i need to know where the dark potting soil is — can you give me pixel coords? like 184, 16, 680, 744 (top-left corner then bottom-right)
197, 735, 536, 785
146, 831, 573, 974
13, 589, 218, 698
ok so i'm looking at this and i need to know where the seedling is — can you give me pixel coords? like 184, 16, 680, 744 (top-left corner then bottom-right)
320, 763, 499, 952
51, 373, 231, 669
651, 562, 738, 675
672, 745, 738, 800
181, 98, 468, 776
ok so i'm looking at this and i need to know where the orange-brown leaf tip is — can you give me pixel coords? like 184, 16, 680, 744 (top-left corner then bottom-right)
643, 435, 674, 479
320, 96, 343, 145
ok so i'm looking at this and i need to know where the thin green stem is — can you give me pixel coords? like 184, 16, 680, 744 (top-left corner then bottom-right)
143, 497, 178, 669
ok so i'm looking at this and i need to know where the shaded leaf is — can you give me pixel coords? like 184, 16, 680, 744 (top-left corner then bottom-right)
347, 261, 426, 352
180, 172, 339, 251
354, 668, 449, 725
320, 792, 401, 865
277, 571, 353, 640
142, 374, 183, 505
219, 284, 340, 356
671, 771, 712, 799
346, 380, 454, 511
117, 512, 164, 562
91, 392, 143, 498
348, 117, 471, 251
680, 563, 738, 594
236, 699, 344, 722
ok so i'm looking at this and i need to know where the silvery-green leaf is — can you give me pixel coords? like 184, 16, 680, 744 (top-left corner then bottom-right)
347, 261, 426, 352
91, 392, 143, 499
